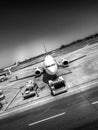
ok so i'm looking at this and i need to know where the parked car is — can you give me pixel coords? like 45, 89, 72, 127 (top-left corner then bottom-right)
0, 75, 8, 82
22, 86, 36, 99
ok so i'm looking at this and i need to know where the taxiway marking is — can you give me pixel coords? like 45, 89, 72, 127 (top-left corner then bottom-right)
28, 112, 65, 126
92, 101, 98, 104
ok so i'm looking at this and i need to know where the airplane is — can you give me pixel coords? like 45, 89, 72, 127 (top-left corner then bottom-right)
32, 43, 71, 78
34, 43, 87, 78
10, 42, 86, 82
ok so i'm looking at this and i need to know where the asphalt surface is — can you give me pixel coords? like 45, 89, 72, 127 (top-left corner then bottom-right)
0, 84, 98, 130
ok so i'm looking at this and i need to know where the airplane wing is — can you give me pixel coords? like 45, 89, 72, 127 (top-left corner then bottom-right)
9, 66, 44, 82
9, 74, 35, 82
69, 55, 86, 63
58, 55, 86, 68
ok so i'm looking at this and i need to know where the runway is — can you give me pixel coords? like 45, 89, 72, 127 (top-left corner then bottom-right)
0, 82, 98, 130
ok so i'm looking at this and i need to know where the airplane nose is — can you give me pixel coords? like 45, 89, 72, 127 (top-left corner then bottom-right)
47, 66, 58, 75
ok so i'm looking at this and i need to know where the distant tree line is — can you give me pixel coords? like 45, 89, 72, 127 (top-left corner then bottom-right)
59, 33, 98, 50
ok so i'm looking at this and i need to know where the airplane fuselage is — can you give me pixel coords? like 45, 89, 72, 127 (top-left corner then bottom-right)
44, 55, 58, 75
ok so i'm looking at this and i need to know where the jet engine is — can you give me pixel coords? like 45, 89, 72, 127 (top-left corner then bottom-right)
34, 67, 42, 77
61, 59, 69, 67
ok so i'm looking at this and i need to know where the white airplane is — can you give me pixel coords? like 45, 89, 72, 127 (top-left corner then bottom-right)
33, 43, 87, 78
12, 43, 86, 81
33, 42, 87, 79
33, 43, 70, 78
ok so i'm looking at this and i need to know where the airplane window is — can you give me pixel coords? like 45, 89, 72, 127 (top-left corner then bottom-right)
46, 63, 55, 68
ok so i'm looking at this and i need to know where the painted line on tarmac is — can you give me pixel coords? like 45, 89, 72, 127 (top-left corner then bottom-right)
92, 101, 98, 104
28, 112, 65, 126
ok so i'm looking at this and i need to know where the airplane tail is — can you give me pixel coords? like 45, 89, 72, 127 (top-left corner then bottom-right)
43, 41, 47, 54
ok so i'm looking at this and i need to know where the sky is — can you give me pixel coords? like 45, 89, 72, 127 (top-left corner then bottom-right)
0, 0, 98, 68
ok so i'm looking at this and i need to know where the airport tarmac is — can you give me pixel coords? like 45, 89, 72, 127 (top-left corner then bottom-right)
0, 82, 98, 130
1, 42, 98, 109
0, 42, 98, 129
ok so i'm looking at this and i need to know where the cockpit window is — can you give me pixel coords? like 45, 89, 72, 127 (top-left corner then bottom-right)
46, 63, 55, 68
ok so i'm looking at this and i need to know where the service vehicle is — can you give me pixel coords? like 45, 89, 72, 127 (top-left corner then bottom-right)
0, 75, 8, 82
48, 76, 67, 96
0, 89, 5, 100
22, 80, 38, 99
22, 87, 36, 99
